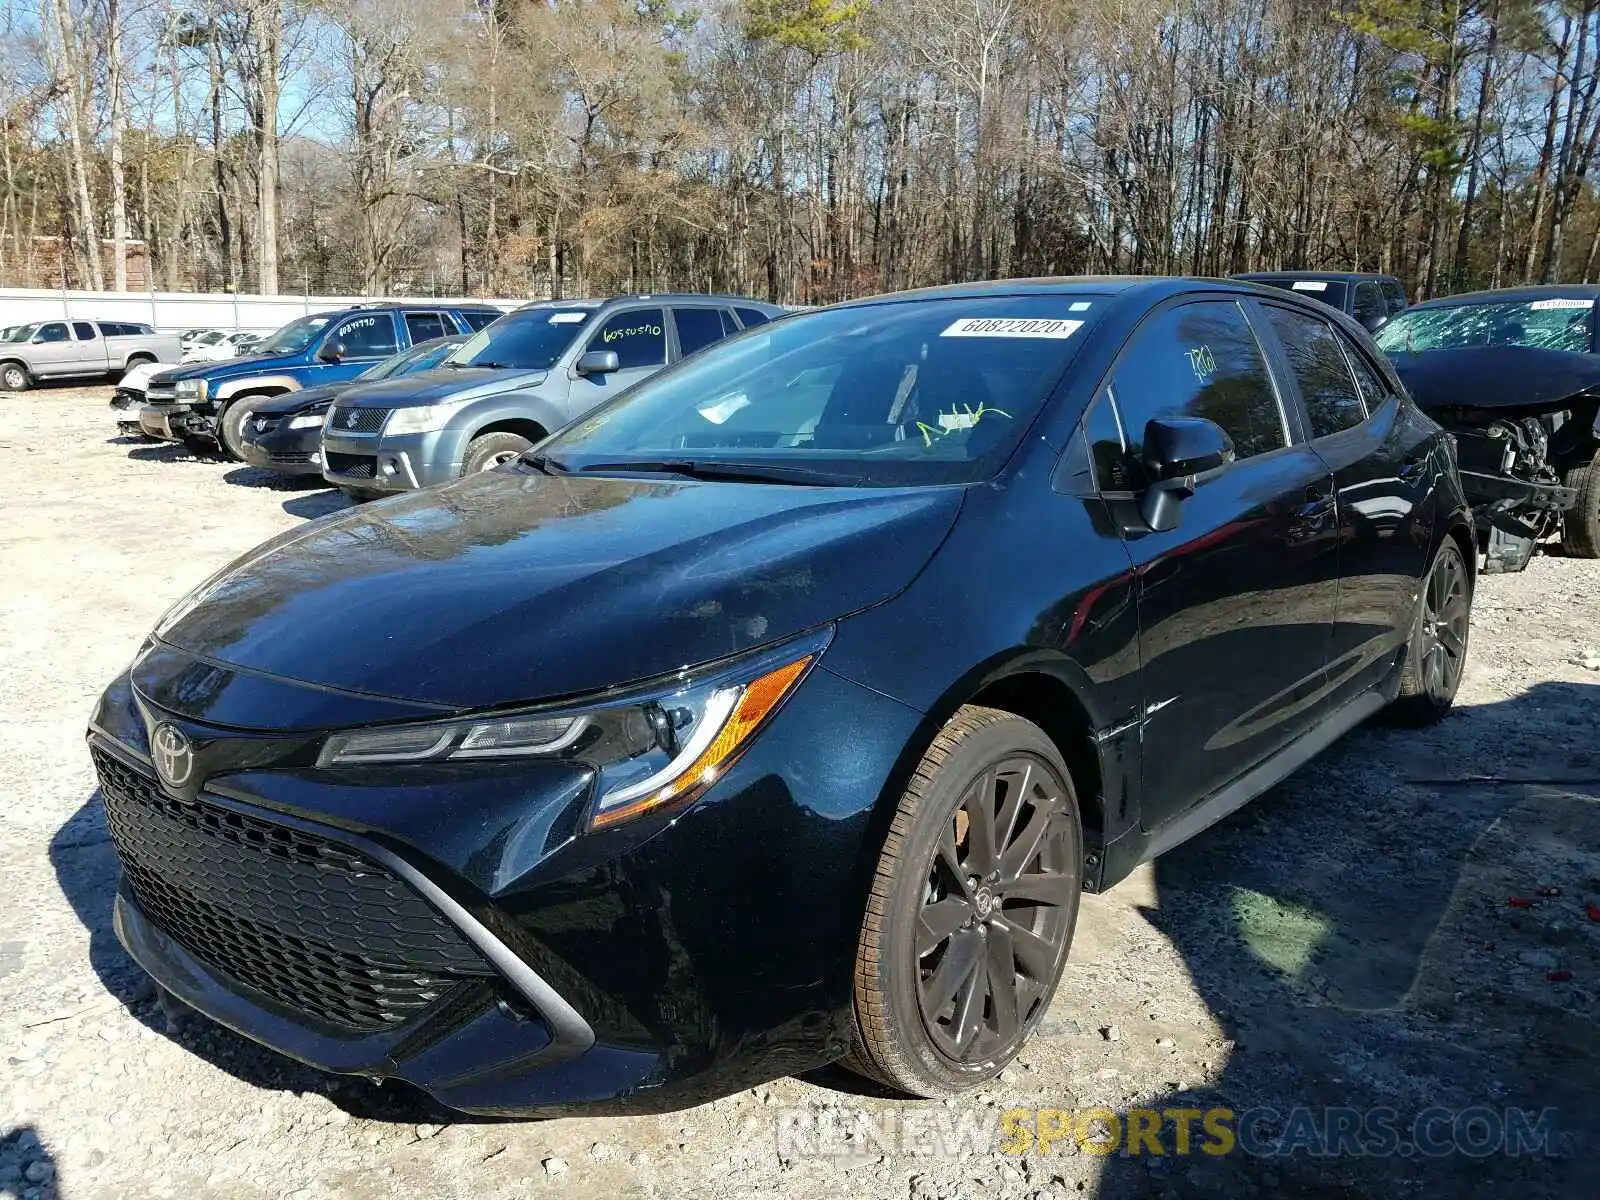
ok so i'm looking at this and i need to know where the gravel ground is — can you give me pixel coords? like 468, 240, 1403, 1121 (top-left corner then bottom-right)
2, 386, 1597, 1199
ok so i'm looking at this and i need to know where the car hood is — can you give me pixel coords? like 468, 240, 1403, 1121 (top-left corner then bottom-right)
152, 352, 298, 384
154, 470, 963, 710
248, 382, 348, 416
335, 366, 550, 408
1389, 347, 1600, 413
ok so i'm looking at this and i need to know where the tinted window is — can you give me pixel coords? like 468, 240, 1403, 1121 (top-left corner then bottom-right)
1342, 342, 1390, 410
405, 312, 449, 343
1083, 390, 1132, 491
673, 307, 729, 356
542, 294, 1100, 486
73, 322, 97, 340
1380, 280, 1407, 314
1376, 298, 1594, 353
591, 308, 666, 369
36, 323, 69, 344
258, 315, 332, 355
458, 309, 502, 332
334, 313, 398, 358
1110, 301, 1285, 462
1265, 306, 1366, 438
1250, 279, 1348, 312
454, 307, 592, 370
1353, 283, 1386, 327
735, 307, 772, 329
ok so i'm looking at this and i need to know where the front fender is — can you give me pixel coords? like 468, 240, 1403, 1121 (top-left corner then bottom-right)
214, 374, 303, 402
452, 391, 571, 449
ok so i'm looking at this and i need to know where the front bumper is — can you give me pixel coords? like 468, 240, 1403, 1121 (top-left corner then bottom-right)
89, 652, 921, 1114
138, 403, 209, 443
240, 418, 325, 476
322, 428, 467, 494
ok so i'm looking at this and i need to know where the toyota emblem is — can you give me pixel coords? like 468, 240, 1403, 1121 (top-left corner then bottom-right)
151, 723, 194, 790
345, 410, 359, 429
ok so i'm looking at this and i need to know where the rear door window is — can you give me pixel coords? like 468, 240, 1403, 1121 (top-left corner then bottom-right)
405, 312, 449, 344
1352, 283, 1386, 329
1263, 305, 1367, 438
590, 308, 666, 369
735, 307, 772, 329
1109, 300, 1287, 464
672, 307, 730, 357
73, 322, 97, 340
333, 313, 399, 359
458, 309, 502, 332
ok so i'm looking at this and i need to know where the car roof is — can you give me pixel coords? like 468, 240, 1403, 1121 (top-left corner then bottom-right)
1232, 271, 1398, 284
511, 294, 784, 312
1406, 284, 1600, 309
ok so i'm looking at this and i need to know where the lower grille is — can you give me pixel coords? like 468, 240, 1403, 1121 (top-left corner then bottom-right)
328, 406, 390, 434
93, 745, 491, 1032
269, 451, 316, 465
325, 451, 375, 479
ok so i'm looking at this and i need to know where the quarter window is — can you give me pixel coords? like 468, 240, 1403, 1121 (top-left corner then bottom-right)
735, 307, 772, 329
672, 307, 729, 357
1109, 301, 1286, 464
1264, 306, 1367, 438
458, 310, 501, 332
590, 308, 666, 369
334, 313, 398, 358
73, 321, 97, 340
1341, 342, 1391, 411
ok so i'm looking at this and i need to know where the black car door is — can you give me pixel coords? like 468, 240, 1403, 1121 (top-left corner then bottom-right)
1255, 301, 1435, 707
1096, 298, 1340, 827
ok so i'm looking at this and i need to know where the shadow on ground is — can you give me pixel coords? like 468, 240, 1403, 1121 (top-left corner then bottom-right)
1088, 681, 1599, 1198
0, 1126, 58, 1198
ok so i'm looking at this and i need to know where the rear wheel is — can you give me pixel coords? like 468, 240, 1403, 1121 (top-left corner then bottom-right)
121, 355, 154, 378
1560, 457, 1600, 558
847, 706, 1082, 1097
0, 362, 30, 392
1387, 539, 1471, 726
462, 431, 532, 475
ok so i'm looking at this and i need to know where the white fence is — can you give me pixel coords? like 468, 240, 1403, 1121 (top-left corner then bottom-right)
0, 287, 526, 334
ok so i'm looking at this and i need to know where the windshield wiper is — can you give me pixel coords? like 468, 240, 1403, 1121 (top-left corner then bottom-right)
574, 458, 841, 485
517, 452, 573, 476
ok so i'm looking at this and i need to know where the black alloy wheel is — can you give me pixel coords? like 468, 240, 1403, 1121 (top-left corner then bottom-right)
1388, 539, 1471, 725
849, 706, 1082, 1096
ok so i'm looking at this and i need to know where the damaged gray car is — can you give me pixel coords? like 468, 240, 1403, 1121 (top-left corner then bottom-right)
1377, 286, 1600, 572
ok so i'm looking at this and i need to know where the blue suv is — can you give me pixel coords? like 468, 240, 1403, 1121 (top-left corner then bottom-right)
137, 303, 503, 459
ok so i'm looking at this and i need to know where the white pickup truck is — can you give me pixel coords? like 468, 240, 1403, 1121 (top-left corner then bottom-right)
0, 319, 182, 391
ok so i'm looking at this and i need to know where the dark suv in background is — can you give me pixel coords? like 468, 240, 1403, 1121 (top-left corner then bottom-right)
1232, 272, 1407, 333
321, 293, 782, 499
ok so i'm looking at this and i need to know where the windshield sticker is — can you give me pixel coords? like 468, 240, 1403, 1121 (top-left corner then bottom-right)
1291, 281, 1329, 291
940, 317, 1082, 339
1069, 301, 1093, 312
1529, 298, 1594, 310
602, 322, 662, 343
1186, 345, 1217, 382
549, 312, 589, 323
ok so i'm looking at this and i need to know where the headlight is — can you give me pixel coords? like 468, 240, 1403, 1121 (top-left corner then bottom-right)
383, 400, 469, 436
316, 629, 831, 828
287, 411, 326, 430
174, 379, 205, 400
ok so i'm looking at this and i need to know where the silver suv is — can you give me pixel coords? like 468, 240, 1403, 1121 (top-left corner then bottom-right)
320, 295, 783, 498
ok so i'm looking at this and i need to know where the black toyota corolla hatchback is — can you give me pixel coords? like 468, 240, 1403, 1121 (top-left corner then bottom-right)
89, 278, 1474, 1115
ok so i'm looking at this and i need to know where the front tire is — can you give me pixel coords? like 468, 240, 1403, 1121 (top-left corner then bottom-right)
1387, 539, 1471, 726
1560, 457, 1600, 558
0, 362, 30, 392
462, 431, 532, 475
848, 706, 1082, 1097
217, 400, 256, 461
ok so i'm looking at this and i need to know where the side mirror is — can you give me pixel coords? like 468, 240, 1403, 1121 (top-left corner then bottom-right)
318, 340, 346, 363
576, 349, 620, 376
1138, 417, 1234, 532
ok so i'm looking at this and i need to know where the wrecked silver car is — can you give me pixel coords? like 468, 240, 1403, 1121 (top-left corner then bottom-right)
1377, 287, 1600, 572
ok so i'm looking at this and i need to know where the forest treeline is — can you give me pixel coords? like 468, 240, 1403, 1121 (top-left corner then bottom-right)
4, 0, 1600, 304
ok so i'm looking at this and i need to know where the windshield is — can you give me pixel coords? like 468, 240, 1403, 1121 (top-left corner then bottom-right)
1255, 279, 1349, 310
539, 296, 1100, 486
451, 306, 594, 370
6, 324, 41, 343
255, 315, 332, 356
359, 338, 462, 381
196, 331, 226, 345
1376, 298, 1595, 354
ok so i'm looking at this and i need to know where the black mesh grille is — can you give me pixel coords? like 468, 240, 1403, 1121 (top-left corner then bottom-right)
268, 451, 316, 465
250, 414, 283, 436
328, 406, 389, 434
93, 746, 491, 1032
325, 451, 375, 479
